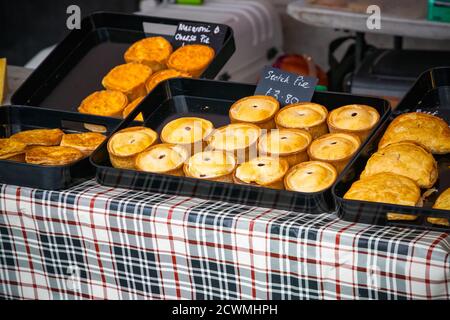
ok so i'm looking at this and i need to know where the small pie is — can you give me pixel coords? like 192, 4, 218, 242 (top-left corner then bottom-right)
60, 132, 106, 156
107, 126, 158, 169
258, 129, 312, 167
429, 188, 450, 226
275, 102, 329, 139
135, 143, 188, 176
145, 69, 191, 93
229, 95, 280, 129
122, 96, 145, 122
124, 36, 173, 72
10, 128, 64, 147
25, 146, 84, 166
167, 44, 215, 77
78, 90, 128, 118
327, 104, 380, 141
184, 150, 236, 182
307, 133, 361, 173
233, 156, 289, 189
378, 112, 450, 154
102, 63, 153, 101
0, 138, 27, 162
284, 161, 337, 193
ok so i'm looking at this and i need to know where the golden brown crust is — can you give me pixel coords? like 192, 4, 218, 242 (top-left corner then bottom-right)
229, 95, 280, 129
25, 146, 84, 166
145, 69, 191, 93
124, 36, 173, 72
184, 150, 236, 182
167, 44, 215, 77
135, 143, 188, 176
122, 96, 145, 122
10, 128, 64, 147
78, 90, 128, 117
233, 156, 289, 189
428, 188, 450, 226
284, 161, 337, 193
60, 132, 106, 156
0, 138, 28, 160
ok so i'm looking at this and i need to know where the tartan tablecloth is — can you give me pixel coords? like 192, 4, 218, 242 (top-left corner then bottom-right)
0, 180, 449, 300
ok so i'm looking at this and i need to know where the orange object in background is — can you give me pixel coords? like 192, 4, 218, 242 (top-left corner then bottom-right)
273, 54, 328, 87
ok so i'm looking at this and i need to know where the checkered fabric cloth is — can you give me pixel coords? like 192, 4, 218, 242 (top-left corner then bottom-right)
0, 180, 449, 300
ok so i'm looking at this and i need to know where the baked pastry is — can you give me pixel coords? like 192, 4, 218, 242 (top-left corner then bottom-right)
167, 44, 215, 77
102, 63, 153, 101
10, 128, 64, 147
378, 112, 450, 154
275, 102, 328, 139
107, 126, 158, 169
429, 188, 450, 226
207, 123, 261, 163
60, 132, 106, 156
78, 90, 128, 118
161, 117, 214, 155
145, 69, 190, 93
307, 133, 361, 173
258, 129, 311, 167
327, 104, 380, 141
25, 146, 84, 166
0, 138, 27, 162
284, 161, 337, 193
233, 156, 289, 189
124, 36, 173, 72
122, 96, 145, 122
361, 142, 437, 189
229, 95, 280, 129
135, 143, 188, 176
184, 150, 236, 182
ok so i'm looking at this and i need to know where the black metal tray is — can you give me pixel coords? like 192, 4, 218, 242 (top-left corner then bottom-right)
0, 105, 121, 190
333, 67, 450, 231
91, 78, 390, 213
11, 12, 235, 113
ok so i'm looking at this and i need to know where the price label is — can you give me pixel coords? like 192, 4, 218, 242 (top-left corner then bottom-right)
172, 21, 226, 53
254, 66, 318, 106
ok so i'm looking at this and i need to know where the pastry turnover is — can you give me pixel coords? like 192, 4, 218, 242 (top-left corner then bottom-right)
234, 156, 289, 189
327, 104, 380, 141
207, 123, 261, 163
378, 112, 450, 154
361, 142, 437, 189
229, 95, 280, 129
122, 96, 145, 122
0, 138, 27, 162
167, 44, 215, 77
107, 126, 158, 169
145, 69, 191, 93
60, 132, 106, 156
184, 150, 236, 182
124, 36, 173, 72
275, 102, 328, 139
10, 128, 64, 147
135, 143, 188, 176
78, 90, 128, 118
258, 129, 312, 167
429, 188, 450, 226
25, 146, 84, 166
307, 133, 360, 173
284, 161, 337, 193
102, 63, 153, 101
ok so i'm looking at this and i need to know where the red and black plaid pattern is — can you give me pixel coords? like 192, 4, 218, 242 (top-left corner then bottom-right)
0, 180, 449, 300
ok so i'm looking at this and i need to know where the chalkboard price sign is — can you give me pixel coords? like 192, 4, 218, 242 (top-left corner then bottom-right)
254, 66, 318, 106
172, 21, 226, 53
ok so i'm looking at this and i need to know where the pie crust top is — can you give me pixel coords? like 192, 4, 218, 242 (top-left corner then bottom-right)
284, 161, 337, 192
235, 156, 289, 186
185, 150, 236, 179
308, 133, 360, 161
78, 90, 128, 116
328, 104, 380, 131
275, 102, 328, 128
229, 95, 279, 123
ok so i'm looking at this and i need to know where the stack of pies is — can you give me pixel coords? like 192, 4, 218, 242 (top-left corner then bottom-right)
229, 95, 279, 129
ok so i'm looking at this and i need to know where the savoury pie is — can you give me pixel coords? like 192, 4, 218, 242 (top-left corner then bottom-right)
78, 90, 128, 118
0, 138, 27, 162
327, 104, 380, 141
167, 44, 215, 77
233, 156, 289, 189
284, 161, 337, 193
184, 150, 236, 182
275, 102, 328, 139
229, 95, 280, 129
135, 143, 188, 176
25, 146, 84, 166
428, 188, 450, 227
307, 132, 360, 173
145, 69, 191, 93
60, 132, 106, 156
122, 96, 145, 122
378, 112, 450, 154
10, 128, 64, 147
124, 36, 173, 72
258, 129, 312, 167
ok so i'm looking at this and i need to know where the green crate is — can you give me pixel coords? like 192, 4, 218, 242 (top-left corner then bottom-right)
428, 0, 450, 23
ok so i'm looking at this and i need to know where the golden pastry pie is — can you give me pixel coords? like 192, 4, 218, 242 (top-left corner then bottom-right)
233, 156, 289, 189
167, 44, 215, 77
0, 138, 27, 162
284, 161, 337, 193
102, 63, 153, 101
361, 142, 437, 189
258, 129, 312, 167
135, 143, 188, 176
145, 69, 191, 93
122, 96, 145, 122
207, 123, 261, 164
10, 128, 64, 147
124, 36, 173, 72
60, 132, 106, 156
78, 90, 128, 118
428, 188, 450, 226
25, 146, 84, 166
275, 102, 329, 139
327, 104, 380, 141
184, 150, 236, 182
307, 133, 361, 173
378, 112, 450, 154
229, 95, 280, 129
107, 126, 158, 169
161, 117, 214, 155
